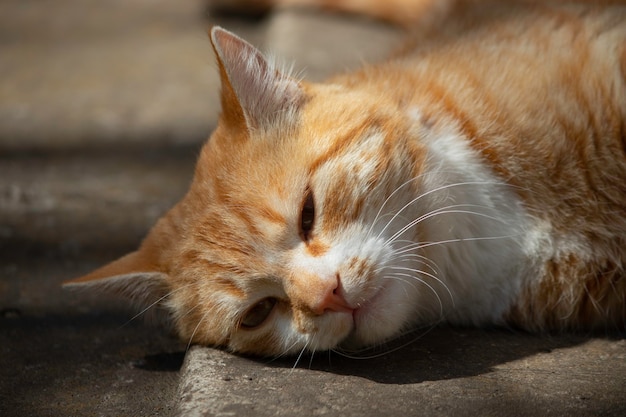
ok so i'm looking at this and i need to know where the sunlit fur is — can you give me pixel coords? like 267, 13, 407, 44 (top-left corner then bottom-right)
67, 1, 626, 357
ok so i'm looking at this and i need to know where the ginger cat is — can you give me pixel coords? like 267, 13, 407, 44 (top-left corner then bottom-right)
66, 1, 626, 356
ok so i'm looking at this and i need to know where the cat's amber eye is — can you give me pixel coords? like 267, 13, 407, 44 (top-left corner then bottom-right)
240, 298, 277, 329
300, 190, 315, 241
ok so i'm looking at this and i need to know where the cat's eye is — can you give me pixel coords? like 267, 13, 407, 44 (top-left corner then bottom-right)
240, 298, 277, 329
300, 190, 315, 241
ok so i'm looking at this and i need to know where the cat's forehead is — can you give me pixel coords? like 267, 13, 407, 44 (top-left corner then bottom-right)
200, 88, 389, 185
183, 83, 407, 245
302, 84, 391, 134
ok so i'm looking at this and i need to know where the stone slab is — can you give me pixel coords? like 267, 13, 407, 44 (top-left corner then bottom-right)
177, 330, 626, 417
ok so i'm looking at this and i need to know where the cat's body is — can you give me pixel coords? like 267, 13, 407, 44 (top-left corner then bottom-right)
67, 1, 626, 356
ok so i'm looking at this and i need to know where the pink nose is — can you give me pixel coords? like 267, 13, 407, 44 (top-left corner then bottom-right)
311, 277, 353, 315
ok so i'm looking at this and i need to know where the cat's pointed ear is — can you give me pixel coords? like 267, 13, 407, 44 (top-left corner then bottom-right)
63, 250, 169, 311
210, 26, 304, 132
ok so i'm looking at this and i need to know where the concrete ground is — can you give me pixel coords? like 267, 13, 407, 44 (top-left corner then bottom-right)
0, 1, 624, 416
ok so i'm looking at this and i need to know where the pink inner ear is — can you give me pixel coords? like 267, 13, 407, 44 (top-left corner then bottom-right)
210, 26, 305, 130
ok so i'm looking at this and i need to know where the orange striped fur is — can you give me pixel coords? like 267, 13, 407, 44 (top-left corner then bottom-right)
66, 1, 626, 356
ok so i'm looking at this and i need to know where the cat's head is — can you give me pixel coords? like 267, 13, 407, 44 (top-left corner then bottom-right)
66, 27, 431, 356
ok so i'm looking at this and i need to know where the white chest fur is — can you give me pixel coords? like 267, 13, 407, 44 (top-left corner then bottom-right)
416, 124, 534, 326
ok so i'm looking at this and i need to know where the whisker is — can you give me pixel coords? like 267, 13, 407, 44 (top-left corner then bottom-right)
308, 342, 317, 369
384, 272, 445, 317
186, 309, 212, 352
175, 303, 203, 322
332, 322, 440, 360
366, 176, 424, 239
382, 252, 441, 276
382, 274, 418, 298
292, 339, 310, 371
384, 205, 505, 247
120, 282, 196, 328
394, 234, 520, 256
386, 266, 454, 308
265, 338, 304, 365
375, 180, 514, 241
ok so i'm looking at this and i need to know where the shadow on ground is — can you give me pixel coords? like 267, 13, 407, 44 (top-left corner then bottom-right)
264, 327, 618, 384
0, 311, 184, 417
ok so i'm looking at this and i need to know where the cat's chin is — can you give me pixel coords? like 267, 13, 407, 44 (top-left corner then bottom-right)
346, 312, 397, 349
339, 320, 398, 352
343, 281, 409, 349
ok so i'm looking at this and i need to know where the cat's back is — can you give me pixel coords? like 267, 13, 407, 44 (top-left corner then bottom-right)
413, 4, 626, 211
343, 2, 626, 148
411, 3, 626, 164
404, 2, 626, 330
338, 2, 626, 330
390, 2, 626, 116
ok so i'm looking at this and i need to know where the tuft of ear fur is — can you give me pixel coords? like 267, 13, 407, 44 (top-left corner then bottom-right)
210, 26, 305, 132
63, 251, 170, 313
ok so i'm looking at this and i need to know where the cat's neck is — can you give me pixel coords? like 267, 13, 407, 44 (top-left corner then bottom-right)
411, 118, 531, 326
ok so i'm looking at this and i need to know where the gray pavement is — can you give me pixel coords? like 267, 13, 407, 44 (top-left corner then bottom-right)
0, 1, 624, 416
178, 334, 626, 417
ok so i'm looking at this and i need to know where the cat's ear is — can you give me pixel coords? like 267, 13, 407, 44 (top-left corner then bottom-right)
63, 250, 169, 311
210, 26, 304, 132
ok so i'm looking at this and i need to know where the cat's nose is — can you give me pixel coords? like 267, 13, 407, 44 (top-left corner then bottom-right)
311, 275, 353, 315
